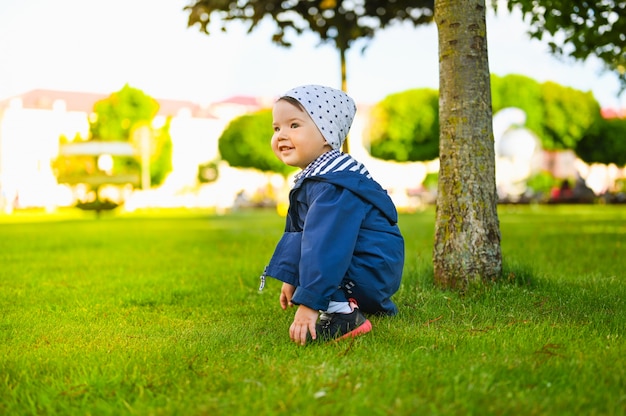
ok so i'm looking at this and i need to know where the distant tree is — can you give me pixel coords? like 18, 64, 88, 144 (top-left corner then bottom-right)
89, 85, 173, 188
491, 74, 545, 135
90, 84, 159, 142
218, 109, 296, 177
184, 0, 434, 151
491, 74, 602, 150
498, 0, 626, 91
539, 81, 601, 150
367, 88, 439, 162
433, 0, 502, 289
366, 75, 600, 169
149, 118, 174, 186
576, 117, 626, 166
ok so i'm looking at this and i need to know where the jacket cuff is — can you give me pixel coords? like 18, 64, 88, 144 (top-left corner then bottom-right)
292, 287, 328, 311
265, 264, 298, 287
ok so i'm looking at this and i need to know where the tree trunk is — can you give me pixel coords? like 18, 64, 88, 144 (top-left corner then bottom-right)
340, 46, 350, 153
433, 0, 502, 290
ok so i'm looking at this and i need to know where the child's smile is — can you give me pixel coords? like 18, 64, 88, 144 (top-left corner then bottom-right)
271, 99, 332, 170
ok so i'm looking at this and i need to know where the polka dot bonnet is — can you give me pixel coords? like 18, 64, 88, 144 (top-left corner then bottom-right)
282, 84, 357, 151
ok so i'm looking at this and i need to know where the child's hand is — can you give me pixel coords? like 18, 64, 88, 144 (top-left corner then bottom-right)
280, 283, 296, 310
290, 305, 319, 346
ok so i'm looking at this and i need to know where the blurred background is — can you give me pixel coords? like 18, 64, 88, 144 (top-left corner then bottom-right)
0, 0, 624, 215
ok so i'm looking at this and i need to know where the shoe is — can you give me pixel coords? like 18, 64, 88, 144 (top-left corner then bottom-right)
315, 301, 372, 342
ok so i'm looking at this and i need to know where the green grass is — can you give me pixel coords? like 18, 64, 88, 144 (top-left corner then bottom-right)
0, 205, 624, 415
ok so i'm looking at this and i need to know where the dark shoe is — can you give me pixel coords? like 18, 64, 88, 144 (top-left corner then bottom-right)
315, 306, 372, 342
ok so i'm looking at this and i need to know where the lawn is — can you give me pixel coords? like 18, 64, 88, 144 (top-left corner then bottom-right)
0, 205, 624, 415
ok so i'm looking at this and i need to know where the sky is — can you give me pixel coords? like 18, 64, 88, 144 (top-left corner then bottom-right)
0, 0, 624, 110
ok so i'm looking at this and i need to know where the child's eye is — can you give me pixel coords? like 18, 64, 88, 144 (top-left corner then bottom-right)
273, 126, 280, 132
290, 123, 299, 129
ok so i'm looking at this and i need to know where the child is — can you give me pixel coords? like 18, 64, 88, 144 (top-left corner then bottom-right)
259, 85, 404, 346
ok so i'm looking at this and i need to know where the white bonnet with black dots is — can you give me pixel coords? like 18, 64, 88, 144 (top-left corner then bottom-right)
282, 84, 357, 150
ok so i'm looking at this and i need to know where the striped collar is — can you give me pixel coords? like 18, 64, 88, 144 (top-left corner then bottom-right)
294, 150, 340, 182
294, 150, 371, 183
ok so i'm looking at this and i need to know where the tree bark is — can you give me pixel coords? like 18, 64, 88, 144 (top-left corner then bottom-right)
340, 46, 350, 153
433, 0, 502, 289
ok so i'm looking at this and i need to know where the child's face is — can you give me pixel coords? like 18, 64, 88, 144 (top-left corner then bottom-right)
272, 99, 332, 169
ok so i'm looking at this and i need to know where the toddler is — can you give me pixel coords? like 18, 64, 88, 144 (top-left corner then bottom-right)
260, 85, 404, 345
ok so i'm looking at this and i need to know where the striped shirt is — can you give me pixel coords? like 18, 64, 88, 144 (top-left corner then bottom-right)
294, 150, 372, 183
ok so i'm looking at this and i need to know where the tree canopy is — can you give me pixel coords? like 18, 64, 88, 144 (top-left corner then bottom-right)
491, 74, 602, 150
80, 85, 172, 188
90, 84, 160, 142
499, 0, 626, 91
367, 88, 439, 162
367, 75, 603, 163
185, 0, 434, 52
218, 109, 296, 177
576, 117, 626, 166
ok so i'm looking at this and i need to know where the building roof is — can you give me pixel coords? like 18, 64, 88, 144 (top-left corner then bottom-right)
213, 95, 271, 107
601, 107, 626, 119
1, 89, 107, 113
0, 89, 270, 119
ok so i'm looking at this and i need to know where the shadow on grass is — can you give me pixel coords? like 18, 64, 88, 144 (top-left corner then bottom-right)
395, 260, 624, 334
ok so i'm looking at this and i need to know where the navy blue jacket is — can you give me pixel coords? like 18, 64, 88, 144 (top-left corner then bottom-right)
264, 153, 404, 315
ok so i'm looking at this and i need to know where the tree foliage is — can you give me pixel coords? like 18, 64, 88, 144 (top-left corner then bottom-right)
90, 84, 160, 142
576, 117, 626, 166
367, 88, 439, 162
56, 85, 173, 188
491, 74, 601, 150
185, 0, 434, 52
367, 75, 602, 163
491, 74, 544, 135
539, 81, 602, 150
498, 0, 626, 90
148, 118, 174, 186
95, 86, 172, 187
218, 109, 296, 177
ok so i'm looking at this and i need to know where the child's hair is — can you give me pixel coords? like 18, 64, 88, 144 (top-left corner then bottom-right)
278, 95, 306, 112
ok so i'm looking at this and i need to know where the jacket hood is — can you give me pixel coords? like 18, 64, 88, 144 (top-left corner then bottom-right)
293, 152, 399, 224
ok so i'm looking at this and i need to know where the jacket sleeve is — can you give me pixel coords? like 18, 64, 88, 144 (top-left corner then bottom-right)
291, 180, 365, 311
264, 231, 301, 286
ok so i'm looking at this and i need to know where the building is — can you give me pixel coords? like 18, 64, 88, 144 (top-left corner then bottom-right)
0, 89, 270, 213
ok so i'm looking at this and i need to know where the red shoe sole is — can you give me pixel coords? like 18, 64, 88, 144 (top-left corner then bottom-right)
336, 319, 372, 341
